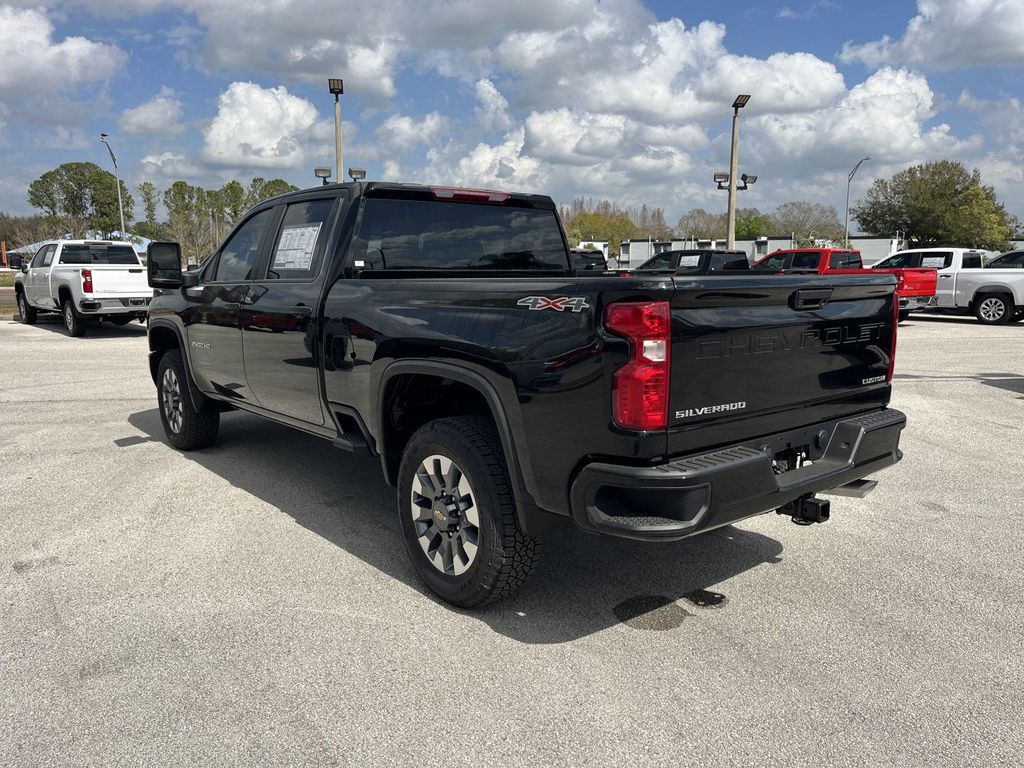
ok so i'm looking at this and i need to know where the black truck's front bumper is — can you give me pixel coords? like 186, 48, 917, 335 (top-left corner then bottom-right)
569, 408, 906, 541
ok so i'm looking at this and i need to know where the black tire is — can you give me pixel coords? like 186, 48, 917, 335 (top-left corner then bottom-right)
898, 310, 911, 323
61, 297, 87, 337
109, 316, 133, 326
398, 415, 541, 608
157, 349, 219, 450
973, 293, 1014, 325
17, 292, 37, 324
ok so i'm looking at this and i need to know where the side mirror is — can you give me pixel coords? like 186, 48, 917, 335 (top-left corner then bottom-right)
147, 242, 183, 289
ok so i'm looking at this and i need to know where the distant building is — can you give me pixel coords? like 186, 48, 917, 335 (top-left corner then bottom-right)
576, 240, 610, 258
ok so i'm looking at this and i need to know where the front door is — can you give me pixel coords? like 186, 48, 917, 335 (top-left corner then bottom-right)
26, 245, 55, 306
185, 208, 276, 404
242, 197, 341, 425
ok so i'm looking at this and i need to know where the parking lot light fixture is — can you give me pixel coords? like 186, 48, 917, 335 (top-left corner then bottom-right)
328, 78, 344, 182
726, 95, 751, 249
845, 156, 870, 249
99, 133, 126, 239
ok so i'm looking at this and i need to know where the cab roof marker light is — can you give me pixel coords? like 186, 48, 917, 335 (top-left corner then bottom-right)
430, 186, 510, 203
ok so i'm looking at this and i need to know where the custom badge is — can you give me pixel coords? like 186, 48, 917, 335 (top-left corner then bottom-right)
517, 296, 591, 312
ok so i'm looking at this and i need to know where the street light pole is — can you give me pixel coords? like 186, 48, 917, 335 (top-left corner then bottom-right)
726, 95, 750, 250
99, 133, 126, 239
845, 156, 870, 249
328, 78, 344, 182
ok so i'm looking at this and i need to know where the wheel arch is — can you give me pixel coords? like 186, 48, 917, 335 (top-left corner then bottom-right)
377, 360, 548, 533
148, 319, 211, 412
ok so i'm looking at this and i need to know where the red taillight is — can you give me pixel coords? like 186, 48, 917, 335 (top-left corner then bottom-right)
430, 186, 509, 203
605, 301, 671, 430
887, 296, 898, 383
82, 269, 93, 294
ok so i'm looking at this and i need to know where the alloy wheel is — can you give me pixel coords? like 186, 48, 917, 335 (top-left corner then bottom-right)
64, 303, 74, 331
410, 454, 480, 576
979, 297, 1005, 322
161, 368, 184, 433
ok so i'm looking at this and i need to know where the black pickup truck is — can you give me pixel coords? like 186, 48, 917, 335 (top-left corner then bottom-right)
145, 181, 906, 607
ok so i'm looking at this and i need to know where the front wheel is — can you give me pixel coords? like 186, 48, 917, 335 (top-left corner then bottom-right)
62, 298, 87, 337
17, 292, 37, 324
398, 415, 541, 608
157, 349, 219, 450
974, 294, 1014, 325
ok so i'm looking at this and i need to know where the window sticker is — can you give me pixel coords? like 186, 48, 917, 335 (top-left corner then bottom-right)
677, 255, 701, 267
273, 223, 322, 270
921, 256, 947, 268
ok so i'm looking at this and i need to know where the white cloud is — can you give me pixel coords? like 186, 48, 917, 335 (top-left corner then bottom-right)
377, 111, 448, 152
841, 0, 1024, 70
474, 79, 511, 131
30, 126, 90, 150
745, 68, 981, 173
139, 151, 203, 179
201, 82, 319, 169
119, 87, 184, 135
0, 6, 126, 121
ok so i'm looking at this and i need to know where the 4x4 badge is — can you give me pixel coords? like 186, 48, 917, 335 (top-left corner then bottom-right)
517, 296, 590, 312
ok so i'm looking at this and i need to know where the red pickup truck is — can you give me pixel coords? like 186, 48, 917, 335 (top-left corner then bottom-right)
752, 248, 937, 321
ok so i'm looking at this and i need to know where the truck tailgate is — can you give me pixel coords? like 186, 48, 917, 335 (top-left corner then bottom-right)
875, 267, 936, 297
89, 265, 151, 296
666, 273, 896, 456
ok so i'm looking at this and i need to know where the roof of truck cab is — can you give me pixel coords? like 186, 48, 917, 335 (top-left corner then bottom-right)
260, 181, 556, 208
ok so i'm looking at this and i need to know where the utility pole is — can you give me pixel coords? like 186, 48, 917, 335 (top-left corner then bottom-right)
725, 95, 750, 250
99, 133, 126, 239
845, 156, 870, 249
328, 79, 344, 182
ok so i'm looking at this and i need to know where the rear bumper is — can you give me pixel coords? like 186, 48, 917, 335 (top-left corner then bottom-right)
569, 408, 906, 541
899, 295, 937, 310
79, 296, 152, 314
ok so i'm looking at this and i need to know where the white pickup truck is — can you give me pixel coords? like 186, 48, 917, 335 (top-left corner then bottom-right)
14, 240, 153, 336
874, 247, 1024, 324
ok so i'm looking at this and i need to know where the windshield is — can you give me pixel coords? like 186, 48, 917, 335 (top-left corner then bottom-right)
353, 198, 569, 271
59, 245, 140, 265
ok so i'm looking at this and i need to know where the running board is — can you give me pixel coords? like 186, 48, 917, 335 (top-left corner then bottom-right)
821, 478, 878, 498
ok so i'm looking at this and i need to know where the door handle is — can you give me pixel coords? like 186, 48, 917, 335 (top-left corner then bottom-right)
292, 305, 313, 316
224, 302, 241, 310
939, 274, 951, 278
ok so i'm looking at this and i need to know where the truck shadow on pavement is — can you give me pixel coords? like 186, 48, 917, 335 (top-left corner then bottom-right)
10, 314, 148, 338
126, 408, 785, 644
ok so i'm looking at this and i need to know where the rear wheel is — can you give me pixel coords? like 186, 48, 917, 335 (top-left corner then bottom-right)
974, 294, 1014, 325
17, 292, 37, 324
398, 415, 541, 608
157, 349, 219, 450
62, 298, 86, 337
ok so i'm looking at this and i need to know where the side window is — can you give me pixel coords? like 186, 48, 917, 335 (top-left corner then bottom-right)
755, 253, 789, 271
41, 245, 56, 267
790, 252, 820, 270
830, 253, 862, 269
266, 199, 335, 279
960, 253, 982, 269
1011, 253, 1024, 267
640, 253, 675, 270
213, 209, 274, 283
30, 246, 51, 268
920, 252, 953, 269
880, 252, 919, 268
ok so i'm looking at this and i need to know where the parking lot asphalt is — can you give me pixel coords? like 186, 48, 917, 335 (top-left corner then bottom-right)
1, 312, 1022, 767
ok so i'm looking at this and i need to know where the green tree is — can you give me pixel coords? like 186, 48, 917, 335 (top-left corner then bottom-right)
853, 160, 1015, 250
27, 162, 134, 238
770, 201, 842, 246
674, 208, 726, 239
133, 181, 166, 240
244, 177, 299, 208
734, 208, 772, 240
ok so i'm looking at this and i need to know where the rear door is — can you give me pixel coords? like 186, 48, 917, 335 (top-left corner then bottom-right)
666, 273, 897, 456
185, 207, 277, 403
241, 195, 342, 425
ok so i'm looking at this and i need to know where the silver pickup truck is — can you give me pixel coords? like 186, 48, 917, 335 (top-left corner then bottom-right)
14, 240, 153, 336
876, 247, 1024, 324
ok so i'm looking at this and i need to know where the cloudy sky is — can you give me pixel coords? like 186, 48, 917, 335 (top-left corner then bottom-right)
0, 0, 1022, 226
